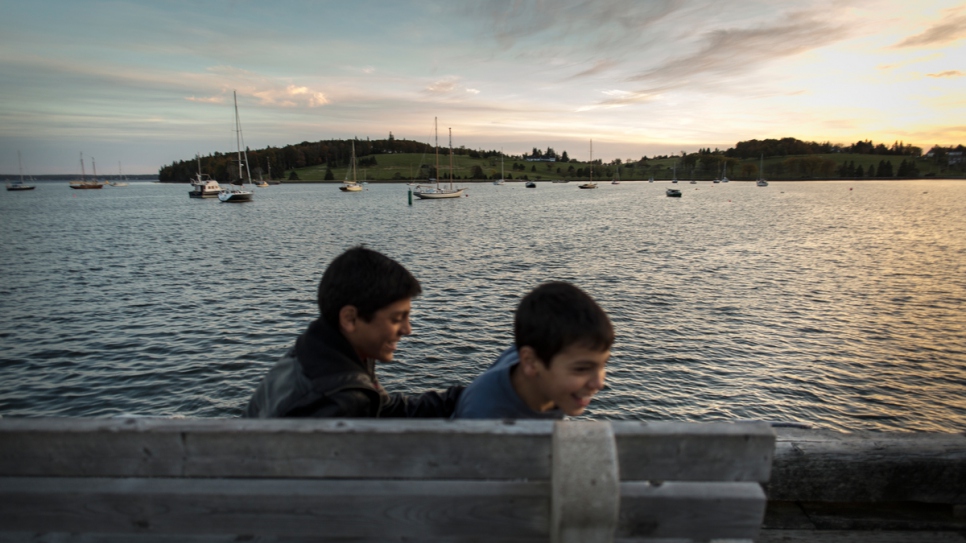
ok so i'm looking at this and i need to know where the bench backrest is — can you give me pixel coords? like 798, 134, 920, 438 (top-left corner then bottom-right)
0, 418, 774, 542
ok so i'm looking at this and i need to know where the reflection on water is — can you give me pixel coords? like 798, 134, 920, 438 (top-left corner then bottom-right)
1, 180, 964, 431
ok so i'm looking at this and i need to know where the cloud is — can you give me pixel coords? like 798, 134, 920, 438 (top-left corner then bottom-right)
894, 8, 966, 48
588, 8, 853, 107
627, 10, 850, 86
567, 59, 619, 80
185, 95, 225, 104
424, 76, 480, 98
926, 70, 964, 78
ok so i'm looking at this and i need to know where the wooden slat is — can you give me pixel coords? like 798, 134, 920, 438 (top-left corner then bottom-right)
612, 421, 775, 482
0, 418, 555, 480
768, 428, 966, 503
0, 418, 185, 478
0, 477, 549, 539
616, 481, 766, 541
0, 534, 554, 543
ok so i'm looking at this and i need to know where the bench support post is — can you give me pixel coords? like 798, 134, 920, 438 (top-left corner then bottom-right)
551, 421, 620, 543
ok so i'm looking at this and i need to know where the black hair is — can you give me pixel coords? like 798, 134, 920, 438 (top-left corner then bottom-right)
317, 246, 422, 328
514, 281, 614, 366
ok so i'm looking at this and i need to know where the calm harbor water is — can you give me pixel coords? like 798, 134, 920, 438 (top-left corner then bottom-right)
1, 179, 964, 432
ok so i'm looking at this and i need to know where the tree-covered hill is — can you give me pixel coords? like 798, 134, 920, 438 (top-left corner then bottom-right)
158, 135, 965, 182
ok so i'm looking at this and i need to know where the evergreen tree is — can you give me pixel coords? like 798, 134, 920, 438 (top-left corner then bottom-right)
868, 164, 876, 177
560, 151, 570, 163
324, 167, 334, 181
856, 165, 864, 177
288, 170, 300, 181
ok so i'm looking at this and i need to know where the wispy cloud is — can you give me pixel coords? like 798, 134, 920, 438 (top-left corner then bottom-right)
926, 70, 964, 78
567, 59, 619, 80
626, 10, 851, 88
424, 76, 480, 98
253, 85, 329, 108
185, 95, 225, 104
894, 7, 966, 48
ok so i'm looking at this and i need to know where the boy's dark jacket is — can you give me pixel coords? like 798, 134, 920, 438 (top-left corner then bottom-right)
243, 319, 463, 418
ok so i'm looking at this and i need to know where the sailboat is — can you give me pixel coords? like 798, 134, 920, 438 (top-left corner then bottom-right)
611, 164, 620, 184
493, 150, 505, 185
340, 141, 363, 192
69, 153, 103, 189
721, 162, 730, 183
578, 140, 598, 189
109, 162, 129, 187
671, 162, 678, 183
413, 118, 465, 199
219, 91, 255, 202
7, 152, 36, 191
756, 154, 769, 187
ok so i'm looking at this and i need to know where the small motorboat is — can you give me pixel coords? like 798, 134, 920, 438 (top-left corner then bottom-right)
666, 188, 682, 197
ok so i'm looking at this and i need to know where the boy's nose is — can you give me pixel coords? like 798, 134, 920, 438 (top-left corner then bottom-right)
588, 369, 606, 391
400, 319, 412, 336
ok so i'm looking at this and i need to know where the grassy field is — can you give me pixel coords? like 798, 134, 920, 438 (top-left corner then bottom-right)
283, 152, 962, 182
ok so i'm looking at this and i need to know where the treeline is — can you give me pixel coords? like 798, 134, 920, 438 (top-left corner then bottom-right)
158, 133, 506, 182
724, 138, 924, 159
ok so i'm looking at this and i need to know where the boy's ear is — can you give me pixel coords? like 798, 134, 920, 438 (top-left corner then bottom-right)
518, 346, 542, 377
338, 305, 359, 333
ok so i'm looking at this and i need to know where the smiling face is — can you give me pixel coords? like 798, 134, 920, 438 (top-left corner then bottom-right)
339, 297, 412, 362
516, 343, 609, 416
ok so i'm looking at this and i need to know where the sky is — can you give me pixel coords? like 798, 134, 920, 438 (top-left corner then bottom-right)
1, 0, 964, 175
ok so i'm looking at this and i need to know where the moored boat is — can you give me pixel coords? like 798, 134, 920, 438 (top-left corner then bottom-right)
339, 141, 363, 192
413, 119, 465, 200
7, 152, 36, 191
218, 91, 255, 203
69, 153, 103, 189
189, 154, 222, 198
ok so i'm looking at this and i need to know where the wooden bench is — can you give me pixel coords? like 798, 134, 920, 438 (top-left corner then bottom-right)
0, 418, 775, 542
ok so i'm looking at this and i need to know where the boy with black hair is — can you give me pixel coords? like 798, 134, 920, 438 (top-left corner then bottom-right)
453, 281, 613, 419
244, 246, 463, 418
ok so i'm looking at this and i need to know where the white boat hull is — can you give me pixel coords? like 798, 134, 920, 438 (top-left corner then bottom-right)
219, 189, 254, 202
414, 189, 465, 199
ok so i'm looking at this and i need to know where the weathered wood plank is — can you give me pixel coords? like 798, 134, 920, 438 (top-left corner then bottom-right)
0, 534, 551, 543
616, 481, 766, 541
0, 478, 769, 542
612, 421, 775, 482
757, 529, 966, 542
768, 428, 966, 503
1, 419, 778, 482
0, 418, 185, 478
0, 419, 556, 480
0, 477, 549, 539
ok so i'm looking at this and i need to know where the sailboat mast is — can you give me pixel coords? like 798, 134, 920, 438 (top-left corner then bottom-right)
449, 127, 454, 189
80, 152, 86, 181
434, 117, 439, 189
590, 140, 593, 184
232, 90, 252, 187
18, 151, 23, 183
92, 157, 97, 181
